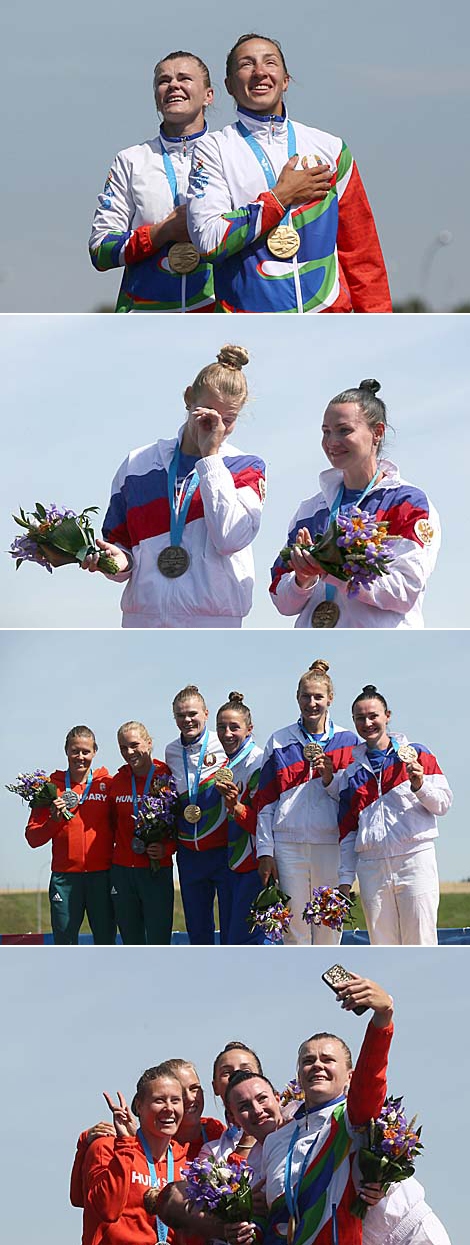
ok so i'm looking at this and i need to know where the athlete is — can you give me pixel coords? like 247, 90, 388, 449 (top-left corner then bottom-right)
337, 684, 453, 945
256, 659, 358, 944
270, 379, 440, 628
215, 691, 264, 944
165, 684, 230, 944
25, 725, 115, 944
83, 344, 265, 628
109, 720, 176, 945
89, 51, 215, 311
186, 33, 391, 313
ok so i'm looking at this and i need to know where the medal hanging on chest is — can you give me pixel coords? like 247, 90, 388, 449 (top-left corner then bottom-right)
236, 118, 300, 261
158, 442, 199, 578
183, 728, 209, 826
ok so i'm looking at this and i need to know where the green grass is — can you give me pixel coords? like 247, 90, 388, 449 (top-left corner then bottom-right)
0, 890, 468, 937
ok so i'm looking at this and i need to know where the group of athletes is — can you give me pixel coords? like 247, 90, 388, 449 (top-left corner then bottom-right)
69, 978, 450, 1245
25, 659, 452, 947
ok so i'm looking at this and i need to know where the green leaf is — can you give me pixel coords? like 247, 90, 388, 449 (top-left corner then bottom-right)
15, 559, 23, 570
12, 514, 30, 529
42, 517, 83, 554
35, 503, 47, 519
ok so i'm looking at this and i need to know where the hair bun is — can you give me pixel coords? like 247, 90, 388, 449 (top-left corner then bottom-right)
228, 690, 245, 704
359, 379, 381, 395
217, 344, 250, 371
361, 684, 378, 695
309, 658, 329, 674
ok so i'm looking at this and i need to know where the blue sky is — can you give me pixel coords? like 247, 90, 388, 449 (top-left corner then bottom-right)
1, 0, 469, 309
0, 946, 467, 1243
1, 313, 469, 630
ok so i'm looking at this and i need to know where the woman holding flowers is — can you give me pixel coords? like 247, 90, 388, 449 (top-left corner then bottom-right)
109, 721, 177, 945
25, 725, 115, 945
337, 685, 453, 945
270, 379, 440, 628
215, 691, 264, 944
256, 659, 358, 945
83, 344, 266, 629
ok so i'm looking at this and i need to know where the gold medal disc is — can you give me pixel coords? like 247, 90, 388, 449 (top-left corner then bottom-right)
267, 225, 300, 259
213, 767, 234, 785
287, 1216, 297, 1245
397, 744, 418, 763
157, 545, 190, 578
168, 243, 200, 274
303, 742, 324, 762
311, 601, 340, 628
184, 804, 202, 824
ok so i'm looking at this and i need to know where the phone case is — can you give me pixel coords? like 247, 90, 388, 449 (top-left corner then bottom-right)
321, 964, 368, 1015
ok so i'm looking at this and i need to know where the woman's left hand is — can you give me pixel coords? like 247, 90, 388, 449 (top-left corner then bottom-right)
359, 1181, 385, 1205
146, 842, 167, 861
190, 408, 227, 457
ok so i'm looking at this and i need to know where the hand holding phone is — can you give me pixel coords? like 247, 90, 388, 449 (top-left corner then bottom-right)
321, 964, 368, 1015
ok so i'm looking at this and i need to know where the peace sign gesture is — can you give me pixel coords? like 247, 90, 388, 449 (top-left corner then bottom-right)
103, 1090, 136, 1139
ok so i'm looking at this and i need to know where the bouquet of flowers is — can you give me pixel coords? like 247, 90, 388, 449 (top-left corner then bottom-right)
132, 775, 179, 871
9, 502, 119, 573
6, 771, 75, 821
247, 882, 293, 943
351, 1095, 423, 1220
302, 887, 355, 932
280, 508, 396, 596
181, 1153, 253, 1222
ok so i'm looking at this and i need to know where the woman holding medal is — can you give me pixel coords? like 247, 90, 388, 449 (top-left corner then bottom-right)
256, 660, 358, 945
165, 684, 231, 945
25, 725, 115, 945
337, 685, 453, 945
83, 344, 265, 629
186, 33, 391, 313
109, 721, 176, 945
270, 379, 440, 628
89, 51, 215, 312
214, 691, 264, 945
80, 1066, 187, 1245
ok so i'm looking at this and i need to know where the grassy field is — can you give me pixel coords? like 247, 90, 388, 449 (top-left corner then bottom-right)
0, 888, 468, 936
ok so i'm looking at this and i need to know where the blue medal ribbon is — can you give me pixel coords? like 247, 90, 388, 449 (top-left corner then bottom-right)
65, 769, 94, 803
235, 118, 296, 227
131, 765, 157, 824
159, 125, 207, 205
297, 717, 334, 747
224, 735, 256, 770
183, 726, 210, 806
137, 1129, 174, 1242
167, 442, 200, 549
324, 469, 381, 606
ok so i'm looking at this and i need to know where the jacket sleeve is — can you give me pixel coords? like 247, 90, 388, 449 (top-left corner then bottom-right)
326, 501, 441, 617
83, 1135, 137, 1222
256, 741, 280, 856
347, 1018, 394, 1126
335, 146, 392, 313
89, 153, 163, 272
196, 456, 266, 555
186, 136, 285, 262
25, 805, 56, 849
70, 1132, 89, 1207
414, 755, 453, 817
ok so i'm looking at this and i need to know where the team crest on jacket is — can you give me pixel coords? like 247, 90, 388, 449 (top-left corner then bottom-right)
414, 518, 434, 544
301, 154, 323, 169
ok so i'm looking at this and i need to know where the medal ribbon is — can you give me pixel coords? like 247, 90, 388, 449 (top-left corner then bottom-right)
223, 736, 256, 823
297, 717, 334, 747
167, 442, 200, 548
159, 125, 207, 205
324, 469, 381, 606
235, 118, 296, 227
65, 769, 94, 803
285, 1096, 346, 1226
137, 1129, 174, 1242
131, 765, 157, 823
183, 726, 210, 805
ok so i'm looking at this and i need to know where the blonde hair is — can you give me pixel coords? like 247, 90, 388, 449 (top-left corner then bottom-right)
172, 684, 208, 714
117, 721, 152, 748
190, 345, 250, 407
297, 658, 334, 700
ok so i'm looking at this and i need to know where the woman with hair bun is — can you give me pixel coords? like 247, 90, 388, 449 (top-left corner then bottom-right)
215, 690, 264, 944
337, 684, 453, 944
270, 379, 440, 628
83, 345, 266, 628
256, 660, 358, 944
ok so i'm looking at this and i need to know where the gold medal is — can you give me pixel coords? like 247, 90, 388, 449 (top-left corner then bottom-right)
157, 545, 190, 578
267, 225, 300, 259
213, 767, 234, 785
397, 744, 418, 763
183, 804, 202, 824
303, 742, 324, 762
168, 243, 200, 274
287, 1215, 297, 1245
311, 601, 340, 628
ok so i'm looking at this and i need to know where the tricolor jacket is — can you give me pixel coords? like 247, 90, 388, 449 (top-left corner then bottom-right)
102, 428, 266, 627
256, 718, 358, 854
165, 730, 228, 852
225, 742, 263, 873
186, 106, 391, 314
89, 127, 215, 312
270, 460, 440, 628
337, 735, 453, 885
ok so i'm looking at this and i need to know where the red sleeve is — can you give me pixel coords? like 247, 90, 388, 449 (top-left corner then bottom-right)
124, 224, 160, 265
83, 1135, 137, 1221
233, 801, 257, 835
25, 805, 56, 849
337, 165, 392, 312
70, 1132, 89, 1207
347, 1019, 394, 1126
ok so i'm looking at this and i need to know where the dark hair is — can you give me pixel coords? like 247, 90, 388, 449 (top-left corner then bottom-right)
212, 1041, 263, 1081
216, 690, 253, 730
297, 1032, 352, 1071
326, 379, 388, 453
64, 726, 97, 752
225, 1069, 276, 1109
225, 33, 289, 78
351, 684, 389, 715
153, 51, 212, 103
131, 1063, 183, 1116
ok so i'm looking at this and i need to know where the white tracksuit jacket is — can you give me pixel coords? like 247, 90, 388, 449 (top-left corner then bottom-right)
363, 1178, 451, 1245
270, 459, 440, 629
256, 717, 358, 854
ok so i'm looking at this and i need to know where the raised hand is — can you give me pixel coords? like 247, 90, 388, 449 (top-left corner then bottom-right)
103, 1090, 135, 1138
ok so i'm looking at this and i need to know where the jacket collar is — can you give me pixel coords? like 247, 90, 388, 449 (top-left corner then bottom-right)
318, 458, 402, 509
352, 732, 409, 772
236, 102, 288, 137
159, 122, 207, 153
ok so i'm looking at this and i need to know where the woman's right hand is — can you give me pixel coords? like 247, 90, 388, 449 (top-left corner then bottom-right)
257, 855, 279, 886
86, 1121, 116, 1145
81, 539, 130, 574
274, 157, 332, 208
102, 1091, 136, 1139
50, 796, 69, 821
150, 206, 191, 247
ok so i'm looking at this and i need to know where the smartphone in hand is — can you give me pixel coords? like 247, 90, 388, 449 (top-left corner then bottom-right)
321, 964, 368, 1015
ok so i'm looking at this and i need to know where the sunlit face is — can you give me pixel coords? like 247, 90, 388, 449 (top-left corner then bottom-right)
352, 697, 391, 749
137, 1076, 184, 1139
213, 1050, 261, 1102
227, 1078, 282, 1142
216, 709, 251, 757
321, 403, 383, 476
173, 696, 209, 743
297, 679, 332, 733
66, 736, 96, 779
225, 38, 289, 115
176, 1065, 205, 1125
185, 384, 243, 442
118, 728, 152, 775
298, 1039, 352, 1108
154, 57, 213, 128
